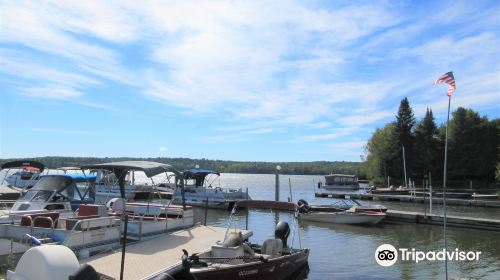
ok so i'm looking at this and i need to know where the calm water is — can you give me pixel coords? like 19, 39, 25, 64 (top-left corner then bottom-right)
189, 173, 500, 280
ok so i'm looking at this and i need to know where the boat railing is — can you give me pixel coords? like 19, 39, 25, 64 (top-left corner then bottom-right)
64, 216, 118, 246
29, 216, 57, 236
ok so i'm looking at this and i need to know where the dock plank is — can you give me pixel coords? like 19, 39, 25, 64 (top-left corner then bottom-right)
83, 225, 250, 280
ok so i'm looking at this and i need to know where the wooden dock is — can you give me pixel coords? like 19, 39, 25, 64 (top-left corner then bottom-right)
83, 225, 252, 279
315, 192, 500, 208
384, 210, 500, 231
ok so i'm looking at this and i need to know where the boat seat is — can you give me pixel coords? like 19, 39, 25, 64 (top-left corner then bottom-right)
77, 204, 108, 218
131, 206, 162, 221
20, 212, 59, 228
261, 239, 283, 257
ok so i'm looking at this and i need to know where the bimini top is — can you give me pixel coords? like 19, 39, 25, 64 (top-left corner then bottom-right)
183, 169, 220, 179
31, 174, 96, 192
1, 160, 45, 172
81, 161, 182, 178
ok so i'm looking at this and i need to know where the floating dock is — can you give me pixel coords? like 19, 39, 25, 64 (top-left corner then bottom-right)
315, 192, 500, 208
82, 225, 252, 279
384, 210, 500, 231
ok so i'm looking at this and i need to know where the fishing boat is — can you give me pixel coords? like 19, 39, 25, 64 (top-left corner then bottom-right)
81, 161, 182, 202
1, 160, 46, 189
0, 174, 96, 224
172, 169, 250, 209
154, 200, 309, 280
297, 200, 386, 225
319, 174, 360, 190
298, 199, 387, 213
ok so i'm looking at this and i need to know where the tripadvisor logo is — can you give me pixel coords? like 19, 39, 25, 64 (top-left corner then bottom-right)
375, 244, 482, 267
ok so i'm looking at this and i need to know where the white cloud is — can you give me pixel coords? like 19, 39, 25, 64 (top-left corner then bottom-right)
21, 86, 83, 100
159, 146, 168, 152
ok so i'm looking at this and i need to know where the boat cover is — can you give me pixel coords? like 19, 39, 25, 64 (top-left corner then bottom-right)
81, 161, 182, 178
1, 160, 45, 172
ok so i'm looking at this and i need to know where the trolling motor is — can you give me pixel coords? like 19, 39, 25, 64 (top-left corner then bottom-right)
275, 221, 290, 248
297, 199, 311, 213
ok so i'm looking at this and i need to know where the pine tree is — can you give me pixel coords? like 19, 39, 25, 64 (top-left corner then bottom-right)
391, 97, 416, 184
413, 108, 440, 178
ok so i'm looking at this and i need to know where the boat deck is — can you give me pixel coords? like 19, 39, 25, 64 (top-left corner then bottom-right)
83, 225, 252, 280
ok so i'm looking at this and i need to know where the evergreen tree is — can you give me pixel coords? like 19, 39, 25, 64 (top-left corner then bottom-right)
413, 108, 440, 179
391, 97, 416, 184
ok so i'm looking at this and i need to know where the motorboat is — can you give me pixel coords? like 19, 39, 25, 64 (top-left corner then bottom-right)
1, 160, 46, 190
0, 204, 121, 264
80, 161, 182, 203
318, 174, 360, 190
151, 200, 309, 280
298, 199, 387, 213
297, 199, 386, 225
0, 174, 96, 224
172, 169, 250, 209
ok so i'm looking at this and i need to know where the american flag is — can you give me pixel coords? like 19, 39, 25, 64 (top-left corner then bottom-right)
434, 71, 456, 96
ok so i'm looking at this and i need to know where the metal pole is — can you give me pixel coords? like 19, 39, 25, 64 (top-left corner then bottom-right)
288, 178, 293, 202
402, 145, 407, 188
423, 178, 427, 216
442, 95, 451, 280
120, 214, 128, 280
204, 198, 208, 226
429, 173, 433, 213
275, 168, 280, 201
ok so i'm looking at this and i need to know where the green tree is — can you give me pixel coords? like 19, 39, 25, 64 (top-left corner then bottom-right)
392, 97, 416, 184
363, 123, 397, 184
413, 108, 441, 179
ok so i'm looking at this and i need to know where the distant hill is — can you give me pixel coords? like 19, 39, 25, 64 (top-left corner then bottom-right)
0, 156, 361, 176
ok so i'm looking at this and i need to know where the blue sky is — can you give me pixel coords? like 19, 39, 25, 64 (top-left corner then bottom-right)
1, 0, 499, 162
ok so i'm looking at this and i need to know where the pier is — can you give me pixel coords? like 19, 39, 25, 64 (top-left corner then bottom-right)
82, 225, 252, 279
315, 192, 500, 208
384, 210, 500, 231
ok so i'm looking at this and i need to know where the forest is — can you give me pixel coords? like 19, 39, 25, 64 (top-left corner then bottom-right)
0, 156, 360, 176
360, 97, 499, 188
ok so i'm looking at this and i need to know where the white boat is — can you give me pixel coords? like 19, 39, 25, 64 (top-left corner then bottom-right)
172, 169, 250, 209
106, 198, 194, 240
1, 161, 46, 190
300, 209, 386, 225
0, 174, 96, 224
320, 174, 360, 190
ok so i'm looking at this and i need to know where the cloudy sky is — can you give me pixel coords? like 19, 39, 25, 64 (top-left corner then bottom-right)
1, 0, 498, 161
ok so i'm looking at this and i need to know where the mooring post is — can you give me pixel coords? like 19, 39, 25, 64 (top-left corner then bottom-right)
275, 165, 281, 201
429, 173, 433, 213
204, 198, 208, 226
120, 214, 128, 280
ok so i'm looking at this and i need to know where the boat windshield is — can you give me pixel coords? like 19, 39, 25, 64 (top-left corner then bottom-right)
20, 190, 54, 202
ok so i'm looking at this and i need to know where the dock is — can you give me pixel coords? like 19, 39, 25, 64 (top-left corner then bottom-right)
83, 225, 251, 279
384, 210, 500, 231
315, 192, 500, 208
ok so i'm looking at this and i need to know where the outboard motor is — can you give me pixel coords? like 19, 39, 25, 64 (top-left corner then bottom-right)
275, 221, 290, 248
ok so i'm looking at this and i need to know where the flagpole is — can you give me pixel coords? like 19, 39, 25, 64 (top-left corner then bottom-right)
442, 94, 451, 280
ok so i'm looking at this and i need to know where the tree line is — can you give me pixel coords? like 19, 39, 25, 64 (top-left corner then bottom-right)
360, 97, 499, 188
0, 156, 361, 176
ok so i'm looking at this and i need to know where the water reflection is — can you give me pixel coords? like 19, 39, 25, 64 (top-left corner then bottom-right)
193, 207, 500, 279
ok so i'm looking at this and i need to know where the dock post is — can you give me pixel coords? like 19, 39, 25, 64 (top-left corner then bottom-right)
275, 165, 281, 201
429, 173, 432, 213
120, 214, 128, 280
204, 198, 208, 226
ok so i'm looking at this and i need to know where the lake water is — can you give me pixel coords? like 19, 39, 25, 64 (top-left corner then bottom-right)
189, 173, 500, 279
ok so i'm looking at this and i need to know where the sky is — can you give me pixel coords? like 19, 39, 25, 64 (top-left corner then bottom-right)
0, 0, 499, 162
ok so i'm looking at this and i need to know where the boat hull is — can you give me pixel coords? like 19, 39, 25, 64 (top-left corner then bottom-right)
301, 211, 385, 225
164, 249, 309, 280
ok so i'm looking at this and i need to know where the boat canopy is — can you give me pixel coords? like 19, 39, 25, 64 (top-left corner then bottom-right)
1, 160, 45, 172
81, 161, 182, 178
183, 169, 220, 179
80, 161, 184, 201
31, 174, 95, 192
